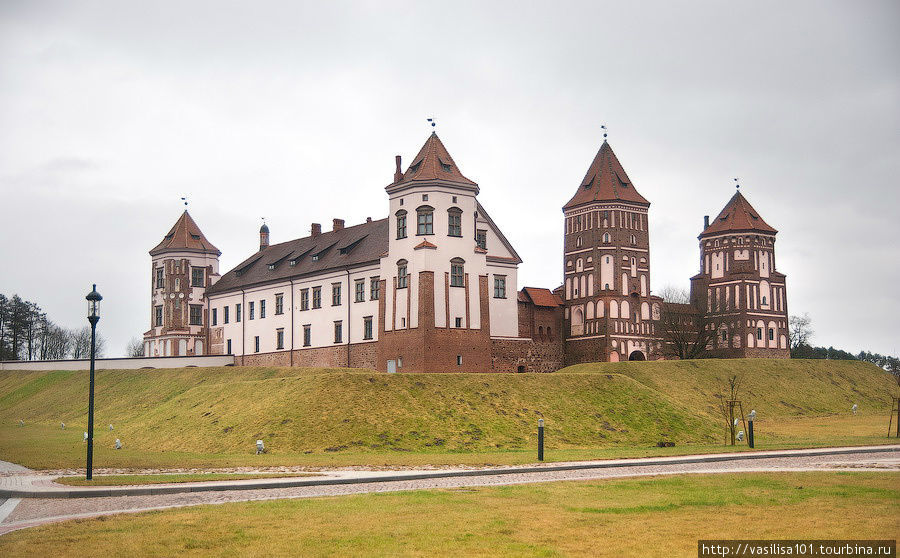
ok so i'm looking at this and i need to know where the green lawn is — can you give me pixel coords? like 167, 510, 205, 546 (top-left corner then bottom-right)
0, 359, 895, 470
54, 472, 321, 486
1, 472, 896, 557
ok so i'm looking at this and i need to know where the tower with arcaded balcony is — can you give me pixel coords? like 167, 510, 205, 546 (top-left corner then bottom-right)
689, 189, 790, 358
144, 211, 220, 357
562, 139, 664, 363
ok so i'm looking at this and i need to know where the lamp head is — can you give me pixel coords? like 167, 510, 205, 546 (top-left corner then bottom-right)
86, 284, 102, 320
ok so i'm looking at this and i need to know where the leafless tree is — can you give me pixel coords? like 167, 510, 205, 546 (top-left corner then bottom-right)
789, 313, 813, 351
658, 286, 716, 360
71, 326, 106, 359
714, 375, 742, 445
126, 337, 145, 357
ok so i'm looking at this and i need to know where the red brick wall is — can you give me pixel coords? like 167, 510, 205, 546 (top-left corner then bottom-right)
237, 341, 378, 368
491, 338, 564, 373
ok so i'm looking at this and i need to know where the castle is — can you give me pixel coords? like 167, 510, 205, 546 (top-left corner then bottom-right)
143, 132, 790, 371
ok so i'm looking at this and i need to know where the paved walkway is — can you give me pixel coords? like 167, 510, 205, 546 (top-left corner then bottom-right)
0, 445, 897, 536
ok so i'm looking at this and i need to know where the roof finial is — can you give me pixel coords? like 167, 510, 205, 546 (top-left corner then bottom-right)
601, 124, 608, 141
181, 196, 188, 208
427, 117, 436, 130
733, 177, 740, 190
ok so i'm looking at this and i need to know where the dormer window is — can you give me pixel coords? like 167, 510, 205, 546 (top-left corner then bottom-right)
289, 259, 297, 267
268, 264, 275, 270
440, 159, 452, 172
409, 161, 421, 174
312, 254, 319, 261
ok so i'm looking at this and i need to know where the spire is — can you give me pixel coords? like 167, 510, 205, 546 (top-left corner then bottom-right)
388, 132, 477, 190
149, 211, 221, 256
700, 191, 777, 237
564, 140, 649, 210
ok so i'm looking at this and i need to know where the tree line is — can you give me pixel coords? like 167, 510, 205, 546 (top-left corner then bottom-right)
0, 294, 106, 361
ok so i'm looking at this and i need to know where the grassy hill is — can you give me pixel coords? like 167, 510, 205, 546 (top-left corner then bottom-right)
0, 359, 895, 469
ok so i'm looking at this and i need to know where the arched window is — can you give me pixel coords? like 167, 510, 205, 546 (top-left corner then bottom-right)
576, 235, 583, 248
538, 326, 544, 340
416, 205, 434, 235
631, 234, 636, 245
397, 259, 409, 288
450, 257, 465, 287
447, 207, 462, 237
546, 327, 552, 341
603, 233, 611, 243
576, 258, 584, 271
395, 210, 407, 239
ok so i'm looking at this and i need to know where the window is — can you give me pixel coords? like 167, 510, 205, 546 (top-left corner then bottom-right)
236, 303, 242, 322
450, 258, 465, 287
631, 234, 636, 245
452, 196, 457, 203
721, 330, 727, 342
456, 355, 462, 366
603, 233, 611, 243
303, 325, 311, 347
174, 277, 181, 290
332, 283, 341, 306
334, 321, 343, 343
189, 305, 202, 326
212, 308, 217, 326
363, 316, 373, 340
396, 210, 407, 239
455, 317, 463, 328
397, 260, 408, 289
756, 327, 763, 340
370, 277, 380, 300
762, 296, 767, 306
576, 236, 583, 248
155, 268, 164, 289
768, 328, 774, 341
276, 329, 284, 350
355, 279, 365, 302
494, 276, 506, 299
254, 336, 260, 353
226, 339, 232, 355
422, 194, 428, 201
417, 206, 434, 235
300, 289, 309, 310
448, 208, 462, 237
312, 287, 322, 308
191, 267, 204, 287
154, 305, 163, 327
174, 297, 180, 311
224, 306, 230, 324
476, 229, 487, 250
248, 301, 255, 320
260, 299, 266, 318
275, 293, 284, 315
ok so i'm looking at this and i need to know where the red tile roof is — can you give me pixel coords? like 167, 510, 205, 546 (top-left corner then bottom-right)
564, 141, 649, 209
521, 287, 563, 308
701, 191, 777, 236
389, 132, 477, 188
149, 211, 220, 256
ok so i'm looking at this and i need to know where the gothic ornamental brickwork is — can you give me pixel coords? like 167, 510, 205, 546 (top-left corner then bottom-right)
145, 132, 789, 370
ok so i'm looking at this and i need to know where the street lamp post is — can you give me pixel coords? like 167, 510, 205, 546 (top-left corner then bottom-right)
85, 284, 102, 480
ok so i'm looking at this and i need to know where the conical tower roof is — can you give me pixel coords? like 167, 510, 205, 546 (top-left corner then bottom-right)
701, 191, 777, 237
149, 211, 220, 256
564, 141, 649, 209
388, 132, 477, 190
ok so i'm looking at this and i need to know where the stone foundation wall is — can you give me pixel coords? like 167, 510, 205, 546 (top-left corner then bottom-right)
491, 338, 564, 373
236, 341, 378, 369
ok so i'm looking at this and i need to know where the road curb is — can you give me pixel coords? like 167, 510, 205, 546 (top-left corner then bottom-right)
2, 445, 897, 499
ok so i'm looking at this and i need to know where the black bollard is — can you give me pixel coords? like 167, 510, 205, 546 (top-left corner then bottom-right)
748, 419, 754, 448
538, 418, 544, 461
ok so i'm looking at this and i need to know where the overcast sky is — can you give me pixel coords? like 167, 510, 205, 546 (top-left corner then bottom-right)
1, 1, 897, 358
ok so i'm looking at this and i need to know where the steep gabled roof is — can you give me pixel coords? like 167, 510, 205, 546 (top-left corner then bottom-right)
476, 201, 522, 264
701, 191, 777, 237
564, 141, 649, 210
150, 211, 220, 256
206, 219, 388, 295
520, 287, 563, 308
389, 132, 477, 189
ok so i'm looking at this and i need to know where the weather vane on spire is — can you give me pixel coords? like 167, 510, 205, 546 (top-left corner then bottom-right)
601, 124, 608, 140
181, 196, 188, 207
733, 178, 741, 190
427, 117, 436, 130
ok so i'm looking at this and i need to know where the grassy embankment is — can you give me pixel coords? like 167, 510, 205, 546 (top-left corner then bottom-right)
0, 471, 896, 556
0, 359, 895, 470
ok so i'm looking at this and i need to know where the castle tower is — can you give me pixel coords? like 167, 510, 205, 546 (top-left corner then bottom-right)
562, 140, 663, 363
689, 190, 789, 358
144, 211, 221, 357
376, 132, 522, 372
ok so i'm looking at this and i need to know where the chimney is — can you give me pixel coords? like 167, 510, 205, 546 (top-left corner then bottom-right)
394, 155, 402, 183
311, 223, 321, 237
703, 215, 710, 229
332, 218, 344, 232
